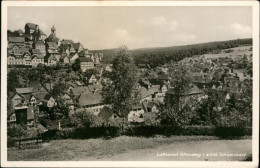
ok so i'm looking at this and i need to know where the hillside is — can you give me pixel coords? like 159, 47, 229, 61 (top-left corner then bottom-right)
91, 38, 252, 67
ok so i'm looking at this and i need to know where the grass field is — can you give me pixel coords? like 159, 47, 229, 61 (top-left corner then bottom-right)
8, 136, 252, 161
204, 46, 252, 59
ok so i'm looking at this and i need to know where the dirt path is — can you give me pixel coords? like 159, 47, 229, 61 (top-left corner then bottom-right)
89, 139, 251, 161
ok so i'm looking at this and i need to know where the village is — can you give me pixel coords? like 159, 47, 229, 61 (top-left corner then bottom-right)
7, 23, 253, 144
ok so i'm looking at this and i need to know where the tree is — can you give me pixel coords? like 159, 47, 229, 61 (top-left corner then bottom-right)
7, 69, 21, 93
71, 109, 102, 128
72, 59, 81, 72
195, 89, 224, 126
219, 81, 252, 127
49, 82, 65, 97
158, 66, 198, 127
102, 46, 138, 128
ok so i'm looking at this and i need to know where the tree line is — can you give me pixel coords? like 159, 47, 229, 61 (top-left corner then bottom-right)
94, 38, 252, 68
132, 38, 252, 68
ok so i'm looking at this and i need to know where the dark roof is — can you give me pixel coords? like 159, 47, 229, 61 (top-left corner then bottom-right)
17, 29, 23, 34
39, 29, 46, 36
61, 39, 74, 45
68, 53, 78, 59
46, 42, 58, 49
43, 94, 52, 101
45, 33, 59, 42
73, 43, 82, 50
16, 87, 33, 94
25, 23, 37, 29
71, 86, 87, 96
43, 83, 53, 91
31, 49, 42, 54
34, 40, 45, 46
147, 85, 160, 95
44, 53, 56, 60
32, 92, 48, 102
167, 85, 202, 96
8, 37, 25, 43
51, 25, 56, 31
78, 92, 103, 106
13, 47, 30, 55
147, 102, 155, 108
78, 57, 93, 62
138, 87, 149, 98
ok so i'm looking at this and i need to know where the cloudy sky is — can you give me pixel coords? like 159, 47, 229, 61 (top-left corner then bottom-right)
8, 6, 252, 50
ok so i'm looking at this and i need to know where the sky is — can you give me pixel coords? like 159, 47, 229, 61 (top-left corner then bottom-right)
8, 6, 252, 50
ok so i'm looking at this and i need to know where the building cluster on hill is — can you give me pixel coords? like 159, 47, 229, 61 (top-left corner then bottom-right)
7, 23, 253, 131
7, 23, 103, 72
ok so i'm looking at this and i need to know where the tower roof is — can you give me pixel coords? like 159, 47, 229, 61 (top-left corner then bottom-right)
51, 25, 56, 31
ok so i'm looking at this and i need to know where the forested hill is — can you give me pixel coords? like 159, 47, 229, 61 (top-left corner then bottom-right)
91, 38, 252, 66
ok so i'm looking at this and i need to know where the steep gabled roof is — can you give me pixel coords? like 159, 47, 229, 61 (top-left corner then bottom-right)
148, 85, 160, 95
71, 86, 87, 96
32, 92, 48, 102
34, 40, 45, 46
139, 87, 149, 98
13, 47, 30, 56
43, 94, 53, 101
78, 57, 93, 62
45, 33, 59, 42
16, 87, 33, 94
46, 42, 58, 49
31, 49, 42, 54
78, 92, 103, 106
25, 23, 37, 29
44, 53, 56, 60
38, 29, 46, 36
61, 39, 74, 45
147, 102, 156, 108
8, 37, 25, 43
68, 53, 78, 60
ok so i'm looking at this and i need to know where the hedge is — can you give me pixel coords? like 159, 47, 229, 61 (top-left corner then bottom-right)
214, 126, 252, 139
39, 125, 252, 140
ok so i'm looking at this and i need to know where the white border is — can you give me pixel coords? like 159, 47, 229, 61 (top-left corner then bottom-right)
1, 1, 259, 167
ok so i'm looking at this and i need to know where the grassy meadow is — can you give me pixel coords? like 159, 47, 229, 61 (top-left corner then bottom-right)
8, 136, 252, 161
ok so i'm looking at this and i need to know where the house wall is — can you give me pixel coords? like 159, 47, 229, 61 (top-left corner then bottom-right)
64, 57, 70, 64
128, 109, 144, 121
47, 97, 56, 107
84, 104, 106, 116
32, 58, 44, 67
80, 62, 94, 72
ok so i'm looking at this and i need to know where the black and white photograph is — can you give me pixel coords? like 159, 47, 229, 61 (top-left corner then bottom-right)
1, 1, 259, 167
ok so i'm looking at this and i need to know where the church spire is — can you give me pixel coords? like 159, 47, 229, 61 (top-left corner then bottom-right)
51, 25, 56, 35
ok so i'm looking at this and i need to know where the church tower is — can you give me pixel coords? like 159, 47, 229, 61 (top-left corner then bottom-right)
51, 25, 56, 35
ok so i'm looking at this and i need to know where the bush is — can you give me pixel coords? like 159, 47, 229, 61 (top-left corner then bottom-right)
41, 126, 120, 140
120, 125, 215, 137
7, 136, 16, 148
182, 126, 214, 136
214, 126, 252, 139
72, 126, 120, 139
41, 129, 59, 141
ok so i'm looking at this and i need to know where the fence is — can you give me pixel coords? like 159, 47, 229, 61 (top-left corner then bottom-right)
16, 137, 43, 147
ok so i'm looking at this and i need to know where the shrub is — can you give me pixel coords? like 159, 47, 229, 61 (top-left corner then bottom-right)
72, 126, 120, 139
41, 129, 59, 141
7, 124, 27, 139
70, 109, 103, 128
7, 136, 16, 148
182, 126, 214, 136
214, 126, 252, 139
